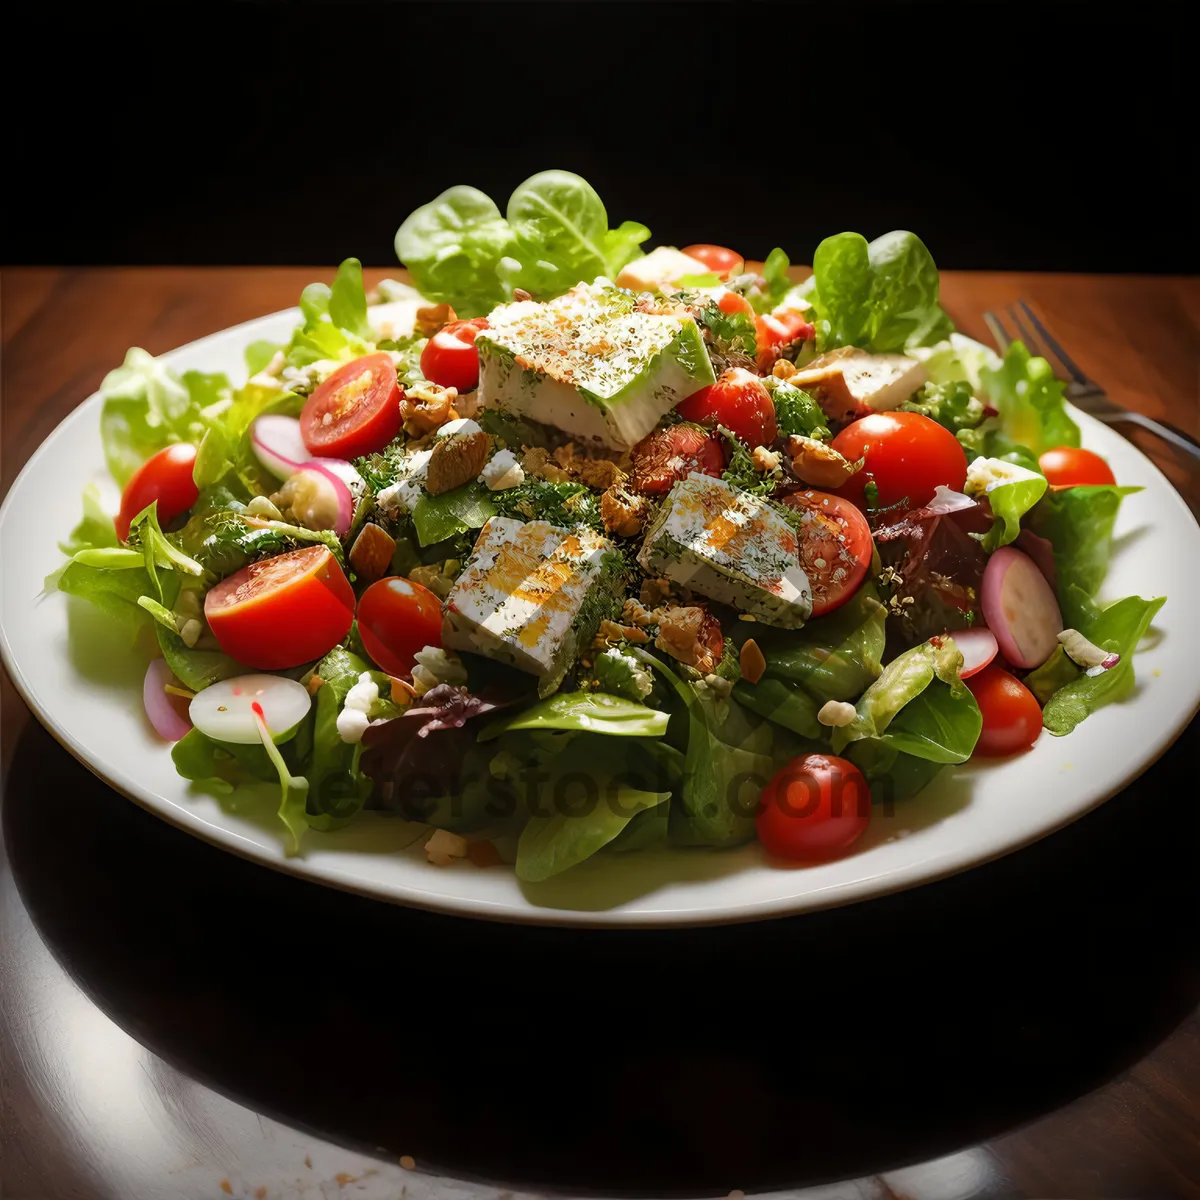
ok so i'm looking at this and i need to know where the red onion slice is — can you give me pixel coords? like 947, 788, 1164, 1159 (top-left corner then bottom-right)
286, 465, 355, 537
143, 658, 192, 742
925, 485, 977, 515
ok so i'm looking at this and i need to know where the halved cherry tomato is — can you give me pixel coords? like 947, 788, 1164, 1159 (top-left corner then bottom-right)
676, 368, 777, 449
757, 753, 871, 861
420, 317, 489, 393
1037, 446, 1116, 488
357, 576, 444, 677
778, 490, 873, 617
300, 353, 402, 459
681, 244, 745, 279
204, 545, 355, 670
115, 442, 199, 541
966, 665, 1043, 757
755, 310, 815, 372
831, 411, 968, 511
631, 424, 725, 494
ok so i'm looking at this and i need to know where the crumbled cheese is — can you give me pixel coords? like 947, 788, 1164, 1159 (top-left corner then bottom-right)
425, 828, 469, 867
436, 417, 482, 439
964, 456, 1043, 495
480, 448, 525, 491
337, 672, 380, 743
247, 350, 287, 389
411, 647, 469, 697
751, 446, 782, 473
817, 700, 858, 727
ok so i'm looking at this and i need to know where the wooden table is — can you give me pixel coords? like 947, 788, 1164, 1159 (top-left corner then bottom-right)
2, 269, 1199, 1200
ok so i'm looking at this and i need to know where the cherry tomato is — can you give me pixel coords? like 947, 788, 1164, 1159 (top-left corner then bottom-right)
115, 443, 200, 541
676, 368, 777, 448
357, 576, 444, 677
420, 318, 488, 393
778, 490, 873, 617
717, 289, 755, 318
631, 424, 725, 494
300, 353, 402, 459
966, 665, 1043, 757
756, 754, 871, 861
681, 244, 745, 279
755, 310, 815, 372
1038, 446, 1116, 488
204, 545, 355, 670
832, 411, 967, 512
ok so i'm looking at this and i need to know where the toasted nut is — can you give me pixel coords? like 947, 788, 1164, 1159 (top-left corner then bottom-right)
594, 619, 650, 648
390, 676, 418, 704
426, 430, 490, 495
772, 359, 799, 381
408, 563, 455, 600
740, 638, 767, 685
620, 598, 656, 627
400, 381, 459, 435
818, 700, 858, 727
787, 434, 860, 489
601, 485, 648, 537
415, 303, 456, 336
654, 606, 719, 674
306, 674, 326, 696
425, 828, 469, 867
348, 523, 397, 583
639, 577, 673, 608
521, 446, 571, 483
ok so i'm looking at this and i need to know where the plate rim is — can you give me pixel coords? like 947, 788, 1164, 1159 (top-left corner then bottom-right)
2, 309, 1198, 928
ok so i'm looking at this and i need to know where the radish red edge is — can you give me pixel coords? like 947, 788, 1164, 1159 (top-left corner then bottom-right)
143, 658, 192, 741
949, 627, 999, 679
981, 546, 1063, 670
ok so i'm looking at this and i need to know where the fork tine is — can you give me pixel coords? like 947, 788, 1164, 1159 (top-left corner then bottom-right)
1017, 301, 1092, 386
983, 309, 1012, 353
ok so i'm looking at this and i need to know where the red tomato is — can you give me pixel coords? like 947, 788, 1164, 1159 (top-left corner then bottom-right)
717, 289, 755, 318
204, 545, 355, 670
966, 666, 1043, 757
676, 368, 777, 449
631, 424, 725, 494
755, 310, 815, 371
300, 353, 402, 459
420, 318, 488, 393
832, 411, 968, 511
756, 754, 871, 861
681, 244, 745, 279
778, 490, 873, 617
357, 576, 444, 677
1038, 446, 1116, 488
115, 443, 200, 541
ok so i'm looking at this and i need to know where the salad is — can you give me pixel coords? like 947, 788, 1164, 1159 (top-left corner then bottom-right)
48, 169, 1163, 883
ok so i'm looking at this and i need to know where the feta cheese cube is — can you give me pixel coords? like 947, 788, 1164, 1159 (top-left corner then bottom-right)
442, 517, 621, 692
479, 449, 525, 491
637, 473, 812, 628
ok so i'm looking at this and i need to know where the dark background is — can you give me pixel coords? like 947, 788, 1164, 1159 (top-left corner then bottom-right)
3, 2, 1193, 275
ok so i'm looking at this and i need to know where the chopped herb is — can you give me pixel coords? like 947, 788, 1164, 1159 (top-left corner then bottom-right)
494, 480, 604, 529
718, 426, 779, 498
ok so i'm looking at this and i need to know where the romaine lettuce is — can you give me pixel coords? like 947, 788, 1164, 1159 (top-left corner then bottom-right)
979, 341, 1080, 455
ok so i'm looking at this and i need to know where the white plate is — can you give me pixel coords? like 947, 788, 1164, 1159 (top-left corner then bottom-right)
2, 308, 1198, 927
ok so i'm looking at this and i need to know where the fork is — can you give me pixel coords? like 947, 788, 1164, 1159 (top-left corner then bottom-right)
983, 300, 1200, 461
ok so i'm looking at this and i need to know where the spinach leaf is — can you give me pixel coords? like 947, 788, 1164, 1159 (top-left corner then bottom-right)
846, 740, 945, 807
1042, 596, 1165, 735
1025, 484, 1142, 626
768, 379, 830, 440
412, 481, 498, 547
479, 692, 670, 742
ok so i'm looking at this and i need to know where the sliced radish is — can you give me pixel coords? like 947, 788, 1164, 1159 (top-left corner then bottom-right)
948, 627, 998, 679
143, 658, 192, 742
981, 546, 1063, 669
1015, 528, 1057, 589
189, 675, 311, 745
252, 414, 313, 479
273, 465, 355, 537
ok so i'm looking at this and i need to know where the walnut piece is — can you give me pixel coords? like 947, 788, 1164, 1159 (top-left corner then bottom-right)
593, 619, 650, 648
348, 523, 397, 583
415, 303, 456, 337
654, 605, 718, 674
521, 446, 572, 483
751, 446, 782, 473
601, 485, 648, 537
739, 638, 767, 685
620, 597, 656, 628
639, 576, 673, 608
400, 381, 459, 435
772, 359, 799, 381
787, 434, 859, 489
426, 430, 490, 495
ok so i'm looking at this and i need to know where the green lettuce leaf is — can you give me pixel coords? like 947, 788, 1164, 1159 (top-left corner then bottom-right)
412, 481, 498, 547
747, 247, 792, 314
902, 379, 985, 435
58, 484, 119, 556
845, 739, 945, 807
831, 636, 981, 763
1025, 484, 1142, 626
99, 348, 212, 486
283, 258, 377, 368
1042, 596, 1165, 734
980, 341, 1080, 455
806, 231, 953, 353
1023, 645, 1081, 705
908, 333, 1002, 391
964, 457, 1048, 552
